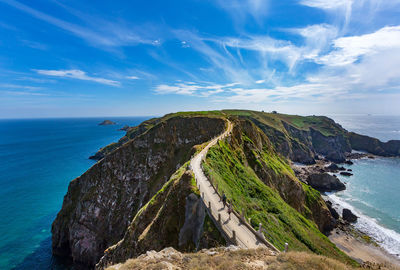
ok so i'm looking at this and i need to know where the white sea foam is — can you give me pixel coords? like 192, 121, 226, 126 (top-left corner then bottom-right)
326, 194, 400, 258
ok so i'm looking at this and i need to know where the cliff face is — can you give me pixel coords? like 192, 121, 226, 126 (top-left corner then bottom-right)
95, 166, 223, 269
348, 132, 400, 156
242, 112, 352, 164
52, 116, 225, 267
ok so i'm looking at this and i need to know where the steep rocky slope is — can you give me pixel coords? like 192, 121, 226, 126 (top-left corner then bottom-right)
52, 116, 225, 267
201, 118, 351, 264
95, 165, 225, 269
223, 110, 351, 164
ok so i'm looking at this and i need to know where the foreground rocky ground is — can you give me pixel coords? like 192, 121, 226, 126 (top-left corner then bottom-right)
106, 246, 399, 270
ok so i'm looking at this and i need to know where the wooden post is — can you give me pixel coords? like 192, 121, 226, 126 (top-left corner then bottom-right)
241, 208, 245, 221
232, 230, 236, 243
218, 213, 221, 224
202, 192, 204, 198
284, 243, 289, 253
208, 201, 211, 209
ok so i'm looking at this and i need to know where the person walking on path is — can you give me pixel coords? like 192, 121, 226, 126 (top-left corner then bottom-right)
228, 204, 233, 220
222, 193, 227, 208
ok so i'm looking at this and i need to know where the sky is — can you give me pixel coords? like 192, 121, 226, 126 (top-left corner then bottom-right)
1, 0, 400, 118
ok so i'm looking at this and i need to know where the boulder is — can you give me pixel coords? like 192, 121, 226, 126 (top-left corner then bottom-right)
327, 163, 339, 171
342, 208, 358, 223
340, 172, 353, 176
307, 173, 346, 192
326, 201, 339, 220
344, 160, 354, 165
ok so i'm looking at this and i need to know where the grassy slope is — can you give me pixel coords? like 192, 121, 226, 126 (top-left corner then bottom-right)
222, 109, 346, 136
202, 135, 355, 266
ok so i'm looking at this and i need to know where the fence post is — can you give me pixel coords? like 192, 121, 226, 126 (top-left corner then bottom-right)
241, 208, 245, 222
284, 243, 289, 253
218, 213, 221, 224
232, 230, 236, 243
208, 201, 211, 210
202, 192, 204, 198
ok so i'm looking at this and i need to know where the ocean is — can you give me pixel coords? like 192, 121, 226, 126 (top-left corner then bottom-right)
0, 117, 149, 270
0, 114, 399, 269
328, 115, 400, 258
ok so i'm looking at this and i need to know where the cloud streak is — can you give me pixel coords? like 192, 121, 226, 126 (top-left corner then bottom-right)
35, 69, 120, 86
0, 0, 159, 49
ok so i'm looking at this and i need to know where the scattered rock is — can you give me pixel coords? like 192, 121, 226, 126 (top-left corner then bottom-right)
307, 173, 346, 192
342, 208, 358, 223
347, 169, 352, 172
344, 160, 354, 165
99, 120, 116, 126
340, 172, 353, 177
327, 163, 340, 171
326, 201, 339, 220
368, 155, 375, 159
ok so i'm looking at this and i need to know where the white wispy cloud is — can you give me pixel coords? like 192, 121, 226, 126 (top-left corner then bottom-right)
1, 0, 160, 49
0, 83, 44, 91
300, 0, 352, 10
215, 0, 269, 24
34, 69, 120, 86
158, 23, 400, 105
155, 82, 239, 97
317, 25, 400, 66
126, 76, 139, 80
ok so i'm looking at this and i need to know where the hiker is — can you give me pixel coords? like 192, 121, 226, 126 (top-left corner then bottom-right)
222, 193, 227, 208
228, 204, 233, 220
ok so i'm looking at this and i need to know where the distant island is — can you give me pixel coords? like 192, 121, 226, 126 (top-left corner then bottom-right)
98, 120, 116, 126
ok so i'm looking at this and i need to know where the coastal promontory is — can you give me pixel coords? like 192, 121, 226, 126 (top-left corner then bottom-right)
52, 110, 400, 269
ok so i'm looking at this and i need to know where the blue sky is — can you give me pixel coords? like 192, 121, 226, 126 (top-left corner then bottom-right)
1, 0, 400, 118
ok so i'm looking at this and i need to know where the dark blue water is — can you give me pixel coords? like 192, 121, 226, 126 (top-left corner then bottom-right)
0, 117, 149, 270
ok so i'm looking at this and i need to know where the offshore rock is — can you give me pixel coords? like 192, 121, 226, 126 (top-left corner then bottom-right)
307, 173, 346, 192
342, 208, 358, 223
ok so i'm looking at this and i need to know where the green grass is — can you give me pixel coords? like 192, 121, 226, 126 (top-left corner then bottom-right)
202, 138, 356, 266
221, 109, 344, 137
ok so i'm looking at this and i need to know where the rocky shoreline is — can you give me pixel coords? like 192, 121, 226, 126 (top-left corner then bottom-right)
291, 152, 400, 266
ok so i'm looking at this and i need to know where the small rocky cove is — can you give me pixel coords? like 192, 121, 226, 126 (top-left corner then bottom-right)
51, 110, 400, 269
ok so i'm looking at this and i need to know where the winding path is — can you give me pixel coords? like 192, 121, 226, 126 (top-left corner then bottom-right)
190, 119, 271, 249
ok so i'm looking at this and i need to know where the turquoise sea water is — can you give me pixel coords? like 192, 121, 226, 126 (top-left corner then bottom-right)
0, 117, 148, 270
0, 114, 399, 269
328, 115, 400, 258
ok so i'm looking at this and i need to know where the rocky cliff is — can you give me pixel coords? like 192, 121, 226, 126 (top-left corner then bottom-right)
348, 132, 400, 157
236, 111, 352, 164
95, 165, 225, 269
52, 116, 225, 267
